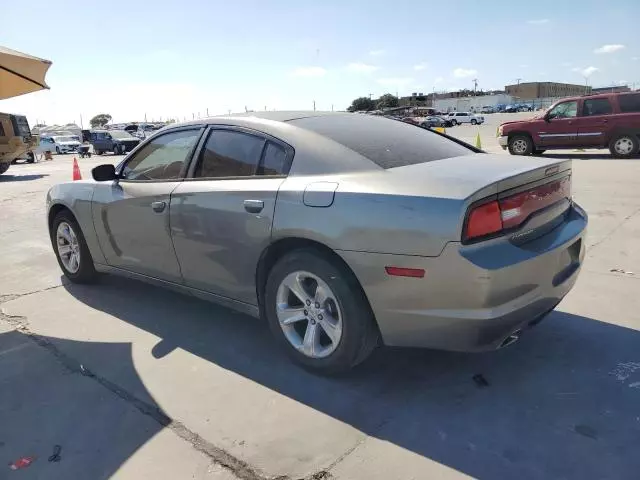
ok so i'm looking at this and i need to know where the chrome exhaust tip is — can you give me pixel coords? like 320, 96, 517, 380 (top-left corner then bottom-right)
500, 330, 521, 348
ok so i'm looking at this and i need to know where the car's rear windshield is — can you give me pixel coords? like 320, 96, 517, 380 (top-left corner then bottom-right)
289, 115, 474, 169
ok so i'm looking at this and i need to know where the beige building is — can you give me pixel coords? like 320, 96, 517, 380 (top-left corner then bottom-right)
505, 82, 590, 99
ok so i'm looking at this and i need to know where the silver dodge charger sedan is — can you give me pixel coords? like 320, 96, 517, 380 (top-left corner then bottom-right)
47, 112, 587, 373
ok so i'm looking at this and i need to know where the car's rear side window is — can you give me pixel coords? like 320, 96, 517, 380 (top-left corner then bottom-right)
195, 130, 265, 178
583, 98, 612, 116
289, 115, 473, 169
618, 93, 640, 113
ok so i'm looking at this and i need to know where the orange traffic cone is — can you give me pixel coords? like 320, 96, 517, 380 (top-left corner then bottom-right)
72, 157, 82, 181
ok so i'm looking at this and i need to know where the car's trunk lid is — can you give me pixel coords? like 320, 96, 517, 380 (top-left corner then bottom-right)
388, 153, 571, 202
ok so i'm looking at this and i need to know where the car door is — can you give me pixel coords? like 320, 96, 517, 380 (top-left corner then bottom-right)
537, 100, 578, 148
575, 97, 613, 147
91, 127, 204, 283
170, 127, 291, 306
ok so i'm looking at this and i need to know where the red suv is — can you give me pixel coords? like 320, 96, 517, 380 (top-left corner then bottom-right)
498, 92, 640, 158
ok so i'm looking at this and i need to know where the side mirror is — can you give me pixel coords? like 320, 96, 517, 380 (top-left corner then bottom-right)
543, 113, 551, 122
92, 164, 117, 181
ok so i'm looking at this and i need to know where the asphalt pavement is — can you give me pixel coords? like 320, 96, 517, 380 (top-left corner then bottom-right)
1, 127, 640, 479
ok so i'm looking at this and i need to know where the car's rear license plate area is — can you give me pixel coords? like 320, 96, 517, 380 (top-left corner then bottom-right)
552, 238, 582, 286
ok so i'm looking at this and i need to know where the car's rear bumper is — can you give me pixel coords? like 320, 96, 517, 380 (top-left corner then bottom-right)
338, 203, 587, 351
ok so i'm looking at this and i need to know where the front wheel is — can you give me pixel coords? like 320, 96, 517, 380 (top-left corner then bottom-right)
508, 135, 533, 155
609, 134, 639, 158
55, 146, 61, 154
471, 119, 477, 125
264, 249, 379, 374
0, 163, 10, 175
50, 211, 97, 283
451, 120, 458, 126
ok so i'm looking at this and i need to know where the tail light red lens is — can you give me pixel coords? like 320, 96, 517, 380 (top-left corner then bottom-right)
464, 175, 571, 242
465, 200, 502, 239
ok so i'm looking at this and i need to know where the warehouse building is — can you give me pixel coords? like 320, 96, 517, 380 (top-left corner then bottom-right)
505, 82, 590, 99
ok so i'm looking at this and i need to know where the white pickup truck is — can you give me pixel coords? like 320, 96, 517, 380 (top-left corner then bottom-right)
446, 112, 485, 125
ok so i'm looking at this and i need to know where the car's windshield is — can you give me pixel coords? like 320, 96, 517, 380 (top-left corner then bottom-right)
54, 136, 76, 142
109, 130, 136, 139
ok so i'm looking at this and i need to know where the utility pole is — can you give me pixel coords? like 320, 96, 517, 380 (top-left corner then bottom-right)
368, 93, 373, 100
206, 108, 209, 116
516, 78, 522, 85
313, 100, 316, 111
228, 109, 231, 116
331, 104, 334, 112
472, 78, 478, 95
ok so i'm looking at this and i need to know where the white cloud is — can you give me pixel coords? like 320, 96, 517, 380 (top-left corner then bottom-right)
453, 68, 477, 78
434, 76, 444, 84
377, 77, 414, 87
369, 49, 386, 56
573, 66, 599, 77
413, 63, 428, 71
527, 19, 549, 25
346, 63, 379, 74
291, 66, 326, 77
594, 44, 625, 54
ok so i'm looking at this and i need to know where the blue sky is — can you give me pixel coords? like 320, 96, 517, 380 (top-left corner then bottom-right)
1, 0, 639, 124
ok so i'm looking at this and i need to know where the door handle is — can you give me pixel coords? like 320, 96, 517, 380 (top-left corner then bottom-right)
243, 199, 264, 213
151, 201, 166, 213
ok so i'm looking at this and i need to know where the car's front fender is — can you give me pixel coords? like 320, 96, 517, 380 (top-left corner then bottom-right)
47, 181, 106, 264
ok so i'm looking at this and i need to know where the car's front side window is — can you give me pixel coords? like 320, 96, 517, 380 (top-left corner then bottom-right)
121, 129, 200, 181
548, 101, 578, 119
194, 130, 265, 178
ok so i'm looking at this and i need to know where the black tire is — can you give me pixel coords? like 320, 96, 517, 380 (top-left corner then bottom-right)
0, 163, 10, 175
56, 146, 61, 154
26, 152, 35, 163
113, 145, 120, 155
609, 134, 639, 159
533, 149, 546, 156
451, 120, 458, 126
471, 119, 477, 125
94, 149, 101, 155
264, 249, 379, 374
508, 135, 534, 156
50, 210, 98, 284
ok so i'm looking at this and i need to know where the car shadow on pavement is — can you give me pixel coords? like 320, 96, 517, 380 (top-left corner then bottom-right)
62, 276, 640, 479
0, 174, 49, 182
0, 329, 162, 480
542, 153, 637, 160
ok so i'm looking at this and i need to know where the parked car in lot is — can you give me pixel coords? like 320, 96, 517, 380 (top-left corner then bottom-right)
419, 116, 453, 128
47, 112, 587, 373
447, 112, 485, 125
480, 106, 495, 114
0, 112, 36, 174
90, 129, 141, 155
498, 92, 640, 158
39, 135, 81, 154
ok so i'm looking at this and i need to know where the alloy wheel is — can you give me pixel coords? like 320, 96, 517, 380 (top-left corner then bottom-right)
56, 221, 81, 274
512, 139, 528, 154
614, 137, 634, 156
275, 271, 343, 359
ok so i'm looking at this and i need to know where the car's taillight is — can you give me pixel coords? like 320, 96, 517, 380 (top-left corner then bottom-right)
463, 175, 571, 243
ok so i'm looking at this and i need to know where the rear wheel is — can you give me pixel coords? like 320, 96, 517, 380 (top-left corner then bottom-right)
471, 119, 478, 125
50, 210, 97, 283
264, 249, 378, 374
26, 152, 35, 163
0, 163, 10, 175
451, 120, 458, 126
508, 135, 533, 156
609, 134, 639, 158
